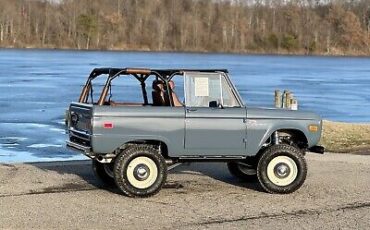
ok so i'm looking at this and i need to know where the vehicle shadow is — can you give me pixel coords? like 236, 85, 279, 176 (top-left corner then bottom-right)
170, 162, 264, 192
25, 160, 122, 195
26, 160, 263, 196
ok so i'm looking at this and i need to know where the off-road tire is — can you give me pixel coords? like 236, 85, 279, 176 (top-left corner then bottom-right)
227, 162, 257, 181
257, 144, 307, 194
113, 145, 167, 197
92, 160, 116, 187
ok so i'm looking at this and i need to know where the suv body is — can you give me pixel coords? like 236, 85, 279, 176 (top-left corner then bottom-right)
66, 68, 324, 197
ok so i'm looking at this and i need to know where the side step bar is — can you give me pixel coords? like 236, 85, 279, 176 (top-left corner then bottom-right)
66, 141, 92, 155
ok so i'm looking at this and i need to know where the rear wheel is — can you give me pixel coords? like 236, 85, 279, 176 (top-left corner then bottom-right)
227, 162, 257, 181
92, 160, 115, 186
257, 144, 307, 194
113, 145, 167, 197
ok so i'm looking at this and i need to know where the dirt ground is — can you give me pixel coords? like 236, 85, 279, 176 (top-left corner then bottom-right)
0, 153, 370, 229
321, 120, 370, 154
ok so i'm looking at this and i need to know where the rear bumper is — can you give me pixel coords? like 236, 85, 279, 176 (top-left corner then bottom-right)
309, 145, 325, 154
66, 141, 94, 158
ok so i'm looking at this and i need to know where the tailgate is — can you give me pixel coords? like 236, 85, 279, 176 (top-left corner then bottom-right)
68, 102, 93, 146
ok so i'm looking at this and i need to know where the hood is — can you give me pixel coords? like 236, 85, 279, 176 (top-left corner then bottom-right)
247, 107, 321, 121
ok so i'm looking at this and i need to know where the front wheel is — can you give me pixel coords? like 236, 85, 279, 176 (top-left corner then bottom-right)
113, 145, 167, 197
257, 144, 307, 194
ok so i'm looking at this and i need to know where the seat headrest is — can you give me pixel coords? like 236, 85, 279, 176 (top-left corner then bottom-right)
152, 80, 165, 90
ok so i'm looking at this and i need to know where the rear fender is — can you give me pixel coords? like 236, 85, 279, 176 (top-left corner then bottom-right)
91, 135, 172, 155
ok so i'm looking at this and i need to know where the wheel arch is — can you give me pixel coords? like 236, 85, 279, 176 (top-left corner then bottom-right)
276, 129, 308, 147
256, 128, 309, 155
116, 139, 170, 159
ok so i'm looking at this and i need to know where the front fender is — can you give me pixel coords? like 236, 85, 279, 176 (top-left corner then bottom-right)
246, 119, 321, 155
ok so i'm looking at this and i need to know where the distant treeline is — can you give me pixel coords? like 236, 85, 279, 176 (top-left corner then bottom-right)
0, 0, 369, 55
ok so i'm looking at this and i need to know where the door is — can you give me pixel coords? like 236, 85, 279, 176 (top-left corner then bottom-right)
183, 72, 247, 156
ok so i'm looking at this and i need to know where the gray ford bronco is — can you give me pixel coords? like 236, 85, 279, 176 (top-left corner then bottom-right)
66, 68, 324, 197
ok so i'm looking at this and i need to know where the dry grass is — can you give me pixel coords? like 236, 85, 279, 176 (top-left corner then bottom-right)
320, 120, 370, 154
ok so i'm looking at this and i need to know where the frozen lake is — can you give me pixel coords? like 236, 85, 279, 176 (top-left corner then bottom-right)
1, 49, 370, 162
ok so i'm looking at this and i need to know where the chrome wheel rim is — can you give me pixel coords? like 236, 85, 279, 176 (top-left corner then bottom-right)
267, 156, 298, 186
126, 157, 158, 189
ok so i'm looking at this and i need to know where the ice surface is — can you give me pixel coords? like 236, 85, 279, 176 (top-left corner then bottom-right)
1, 49, 370, 162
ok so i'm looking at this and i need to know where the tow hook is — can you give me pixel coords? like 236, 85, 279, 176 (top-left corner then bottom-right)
309, 146, 325, 154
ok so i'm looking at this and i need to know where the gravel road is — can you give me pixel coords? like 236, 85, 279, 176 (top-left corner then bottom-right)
0, 153, 369, 229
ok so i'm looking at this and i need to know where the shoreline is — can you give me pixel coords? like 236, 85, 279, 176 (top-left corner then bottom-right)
1, 46, 370, 58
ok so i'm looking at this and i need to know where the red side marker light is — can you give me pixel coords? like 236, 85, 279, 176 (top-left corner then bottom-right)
103, 122, 114, 129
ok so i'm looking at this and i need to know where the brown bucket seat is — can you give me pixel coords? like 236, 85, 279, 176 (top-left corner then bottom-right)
152, 80, 166, 106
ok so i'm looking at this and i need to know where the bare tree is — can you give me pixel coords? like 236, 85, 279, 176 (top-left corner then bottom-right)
0, 0, 369, 55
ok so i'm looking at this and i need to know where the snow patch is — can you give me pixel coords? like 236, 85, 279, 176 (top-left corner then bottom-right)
27, 144, 63, 148
27, 123, 50, 128
50, 128, 66, 134
56, 120, 66, 125
0, 137, 28, 141
0, 143, 19, 147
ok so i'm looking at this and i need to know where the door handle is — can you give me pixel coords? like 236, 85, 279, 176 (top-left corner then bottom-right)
186, 108, 197, 112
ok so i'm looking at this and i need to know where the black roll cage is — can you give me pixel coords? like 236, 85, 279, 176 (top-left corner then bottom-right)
78, 67, 241, 107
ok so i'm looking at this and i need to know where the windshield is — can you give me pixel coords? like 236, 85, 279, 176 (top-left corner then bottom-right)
184, 72, 240, 107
